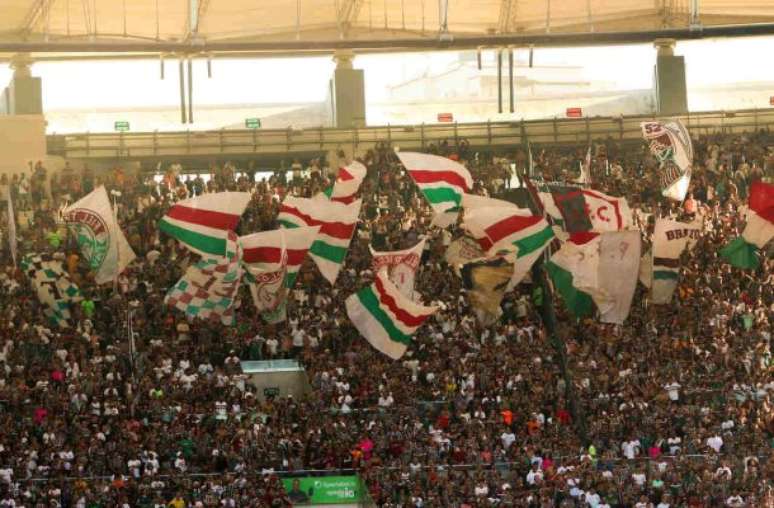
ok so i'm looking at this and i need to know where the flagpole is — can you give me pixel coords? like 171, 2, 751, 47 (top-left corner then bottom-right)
522, 170, 589, 446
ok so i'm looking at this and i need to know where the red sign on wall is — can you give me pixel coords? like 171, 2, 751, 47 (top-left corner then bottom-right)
437, 113, 454, 123
769, 96, 774, 106
566, 107, 583, 118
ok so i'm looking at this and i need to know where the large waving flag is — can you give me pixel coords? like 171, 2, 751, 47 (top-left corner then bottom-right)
720, 181, 774, 269
650, 218, 701, 304
641, 119, 693, 202
346, 270, 437, 360
397, 152, 473, 228
165, 232, 242, 326
240, 226, 320, 322
463, 206, 554, 288
461, 256, 514, 326
551, 188, 632, 233
370, 238, 425, 298
544, 233, 601, 319
597, 231, 641, 324
63, 186, 136, 285
278, 196, 361, 285
320, 161, 367, 204
21, 254, 83, 327
159, 192, 251, 258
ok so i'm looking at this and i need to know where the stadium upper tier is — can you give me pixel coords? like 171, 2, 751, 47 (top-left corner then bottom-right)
2, 0, 774, 57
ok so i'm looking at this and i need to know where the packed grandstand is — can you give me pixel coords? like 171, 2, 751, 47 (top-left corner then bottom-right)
0, 129, 772, 508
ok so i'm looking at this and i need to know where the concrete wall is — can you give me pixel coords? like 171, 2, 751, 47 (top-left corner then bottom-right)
0, 114, 47, 177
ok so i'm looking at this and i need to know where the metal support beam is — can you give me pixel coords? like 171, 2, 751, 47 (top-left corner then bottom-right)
5, 22, 774, 53
497, 48, 502, 114
178, 58, 187, 124
508, 47, 514, 113
18, 0, 57, 35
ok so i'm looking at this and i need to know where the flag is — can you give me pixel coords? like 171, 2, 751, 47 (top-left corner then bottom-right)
164, 232, 242, 326
370, 238, 425, 298
159, 192, 251, 258
444, 234, 484, 276
574, 146, 592, 185
461, 256, 514, 326
1, 185, 16, 266
651, 218, 701, 304
319, 161, 367, 204
641, 119, 693, 201
345, 270, 437, 360
63, 186, 136, 285
720, 181, 774, 269
396, 151, 473, 228
462, 206, 554, 288
551, 188, 631, 233
544, 233, 601, 319
278, 196, 361, 285
596, 231, 641, 324
240, 226, 320, 322
21, 254, 82, 327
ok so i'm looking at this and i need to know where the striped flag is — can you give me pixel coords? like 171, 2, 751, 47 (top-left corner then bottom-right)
278, 196, 361, 285
462, 206, 554, 288
240, 226, 320, 322
159, 192, 251, 258
319, 161, 367, 204
346, 270, 437, 360
397, 152, 473, 228
720, 181, 774, 270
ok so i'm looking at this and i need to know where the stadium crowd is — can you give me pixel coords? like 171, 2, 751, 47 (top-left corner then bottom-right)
0, 132, 772, 508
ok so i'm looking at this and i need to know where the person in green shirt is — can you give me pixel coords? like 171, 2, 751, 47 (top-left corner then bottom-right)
46, 229, 62, 248
81, 297, 96, 318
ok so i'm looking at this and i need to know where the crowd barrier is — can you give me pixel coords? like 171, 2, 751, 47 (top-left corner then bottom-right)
46, 108, 774, 160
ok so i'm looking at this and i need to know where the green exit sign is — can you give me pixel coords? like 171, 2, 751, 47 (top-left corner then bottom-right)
245, 118, 261, 129
114, 121, 130, 132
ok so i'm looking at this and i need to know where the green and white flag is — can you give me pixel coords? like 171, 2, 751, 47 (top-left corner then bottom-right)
63, 186, 136, 285
346, 270, 437, 360
21, 253, 82, 327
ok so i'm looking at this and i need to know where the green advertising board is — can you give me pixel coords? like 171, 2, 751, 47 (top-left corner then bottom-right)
114, 121, 130, 132
245, 117, 262, 129
282, 476, 362, 505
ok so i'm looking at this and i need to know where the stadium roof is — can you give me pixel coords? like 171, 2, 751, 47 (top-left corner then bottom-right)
1, 0, 774, 58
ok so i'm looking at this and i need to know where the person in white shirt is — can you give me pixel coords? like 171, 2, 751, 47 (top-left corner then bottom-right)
706, 434, 724, 453
378, 392, 394, 408
525, 464, 543, 485
501, 430, 516, 449
664, 381, 681, 401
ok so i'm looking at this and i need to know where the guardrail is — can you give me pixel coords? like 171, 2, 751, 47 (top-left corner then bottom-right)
46, 108, 774, 160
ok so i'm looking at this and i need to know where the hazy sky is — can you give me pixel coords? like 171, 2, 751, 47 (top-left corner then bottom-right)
1, 36, 772, 115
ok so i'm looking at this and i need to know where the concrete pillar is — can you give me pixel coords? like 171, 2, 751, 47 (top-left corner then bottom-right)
4, 53, 43, 115
653, 39, 688, 115
329, 50, 366, 128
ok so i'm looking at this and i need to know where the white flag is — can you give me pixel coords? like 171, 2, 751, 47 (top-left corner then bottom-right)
63, 186, 136, 284
2, 186, 16, 266
651, 218, 701, 304
597, 231, 641, 325
370, 238, 425, 298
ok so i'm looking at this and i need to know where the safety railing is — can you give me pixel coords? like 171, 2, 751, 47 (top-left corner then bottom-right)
46, 107, 774, 160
